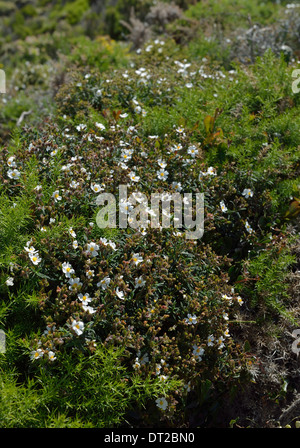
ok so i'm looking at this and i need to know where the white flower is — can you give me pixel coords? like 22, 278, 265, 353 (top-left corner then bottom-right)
8, 169, 20, 180
61, 164, 73, 174
31, 349, 43, 360
52, 190, 62, 202
91, 183, 104, 193
116, 287, 125, 300
129, 172, 140, 183
157, 159, 167, 169
68, 277, 82, 291
132, 253, 143, 265
24, 244, 38, 255
185, 314, 197, 325
155, 397, 168, 410
48, 351, 56, 361
222, 294, 233, 303
34, 185, 42, 191
133, 358, 141, 369
73, 240, 79, 249
170, 143, 182, 153
242, 188, 254, 198
76, 124, 87, 132
62, 262, 75, 278
29, 253, 42, 265
217, 336, 225, 349
135, 276, 145, 288
171, 181, 182, 192
108, 241, 117, 251
224, 328, 230, 338
86, 269, 95, 279
187, 145, 198, 158
69, 228, 76, 238
207, 334, 215, 346
7, 156, 16, 167
157, 169, 169, 181
5, 277, 14, 286
86, 242, 99, 257
120, 200, 133, 214
97, 276, 111, 290
82, 305, 96, 314
192, 344, 204, 361
78, 293, 92, 304
120, 152, 132, 163
72, 320, 84, 336
199, 167, 217, 177
223, 312, 229, 321
155, 364, 162, 375
220, 201, 228, 213
157, 373, 167, 381
237, 295, 244, 306
95, 122, 105, 130
206, 166, 217, 176
70, 180, 79, 189
245, 221, 253, 234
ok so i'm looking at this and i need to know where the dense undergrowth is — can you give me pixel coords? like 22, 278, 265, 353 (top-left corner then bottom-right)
0, 0, 300, 428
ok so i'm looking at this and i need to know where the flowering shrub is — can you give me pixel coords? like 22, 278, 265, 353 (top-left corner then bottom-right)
0, 0, 299, 429
0, 113, 254, 425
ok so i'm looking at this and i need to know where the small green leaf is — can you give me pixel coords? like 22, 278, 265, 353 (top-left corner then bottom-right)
244, 340, 251, 352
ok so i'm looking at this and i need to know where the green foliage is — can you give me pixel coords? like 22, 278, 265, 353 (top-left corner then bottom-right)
0, 344, 180, 427
0, 0, 299, 429
239, 242, 296, 318
185, 0, 282, 28
60, 0, 90, 25
0, 1, 16, 14
68, 35, 130, 70
0, 369, 44, 428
